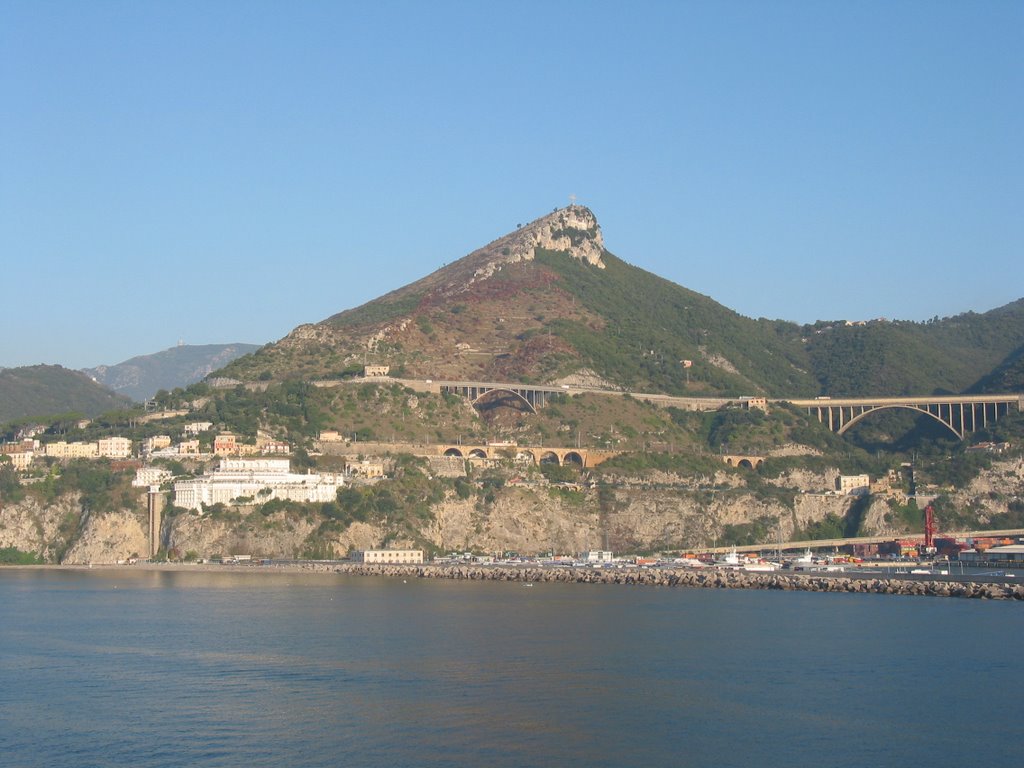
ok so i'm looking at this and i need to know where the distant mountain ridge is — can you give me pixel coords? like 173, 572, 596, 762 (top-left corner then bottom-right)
84, 343, 260, 402
0, 365, 131, 424
218, 206, 1023, 398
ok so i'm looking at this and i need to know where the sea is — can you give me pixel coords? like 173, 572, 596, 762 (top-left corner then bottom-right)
1, 568, 1021, 768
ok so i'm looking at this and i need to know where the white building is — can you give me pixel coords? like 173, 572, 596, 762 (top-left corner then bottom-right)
355, 549, 424, 564
133, 466, 173, 487
173, 458, 344, 512
97, 437, 132, 459
583, 550, 614, 563
183, 421, 213, 435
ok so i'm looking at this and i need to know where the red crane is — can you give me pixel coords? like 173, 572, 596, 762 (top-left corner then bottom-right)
924, 505, 937, 551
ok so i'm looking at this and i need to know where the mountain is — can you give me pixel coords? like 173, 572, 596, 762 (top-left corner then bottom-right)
220, 207, 817, 395
219, 206, 1023, 398
84, 343, 260, 402
0, 365, 132, 424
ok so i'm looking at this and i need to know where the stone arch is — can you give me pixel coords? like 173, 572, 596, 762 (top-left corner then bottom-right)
563, 451, 585, 467
738, 459, 754, 469
516, 451, 536, 465
468, 448, 488, 459
538, 451, 561, 465
838, 405, 962, 440
443, 448, 464, 457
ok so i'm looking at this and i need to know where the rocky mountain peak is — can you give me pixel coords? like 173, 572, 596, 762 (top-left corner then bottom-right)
459, 205, 605, 287
509, 205, 605, 268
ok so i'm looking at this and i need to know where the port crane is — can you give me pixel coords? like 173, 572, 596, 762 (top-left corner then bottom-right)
923, 504, 937, 554
920, 504, 956, 557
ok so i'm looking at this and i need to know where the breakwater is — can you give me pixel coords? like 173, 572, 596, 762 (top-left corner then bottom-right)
287, 562, 1024, 600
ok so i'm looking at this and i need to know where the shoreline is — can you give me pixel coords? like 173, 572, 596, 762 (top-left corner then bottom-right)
6, 561, 1024, 600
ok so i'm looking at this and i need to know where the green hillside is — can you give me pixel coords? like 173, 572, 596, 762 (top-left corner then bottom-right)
0, 365, 132, 423
803, 299, 1024, 396
535, 249, 815, 396
972, 344, 1024, 394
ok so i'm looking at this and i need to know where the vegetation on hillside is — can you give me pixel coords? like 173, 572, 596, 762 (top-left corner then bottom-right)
803, 299, 1024, 397
0, 365, 131, 424
0, 547, 42, 564
972, 343, 1024, 394
536, 249, 816, 396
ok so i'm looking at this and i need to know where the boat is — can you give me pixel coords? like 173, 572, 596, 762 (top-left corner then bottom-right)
786, 549, 815, 570
716, 548, 742, 568
716, 548, 780, 571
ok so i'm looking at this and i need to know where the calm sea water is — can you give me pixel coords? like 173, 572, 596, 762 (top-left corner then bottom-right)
1, 568, 1021, 768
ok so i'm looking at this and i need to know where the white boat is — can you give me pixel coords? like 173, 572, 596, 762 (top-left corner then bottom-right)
717, 548, 742, 568
788, 549, 815, 569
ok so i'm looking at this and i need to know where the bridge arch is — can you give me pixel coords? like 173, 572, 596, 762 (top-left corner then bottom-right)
470, 388, 537, 414
538, 451, 561, 465
443, 448, 464, 458
467, 448, 488, 459
838, 404, 962, 440
794, 393, 1021, 440
563, 451, 584, 466
723, 455, 764, 470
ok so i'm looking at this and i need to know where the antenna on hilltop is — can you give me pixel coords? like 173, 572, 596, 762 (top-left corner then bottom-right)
568, 193, 577, 208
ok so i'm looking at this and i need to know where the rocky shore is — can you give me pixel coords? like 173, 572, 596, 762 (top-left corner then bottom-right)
297, 562, 1024, 600
21, 561, 1022, 600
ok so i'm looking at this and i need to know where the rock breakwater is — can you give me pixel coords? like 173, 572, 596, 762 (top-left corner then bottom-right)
291, 563, 1024, 600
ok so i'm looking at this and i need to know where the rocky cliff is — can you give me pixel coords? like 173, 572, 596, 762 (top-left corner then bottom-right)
5, 457, 1023, 563
0, 496, 148, 564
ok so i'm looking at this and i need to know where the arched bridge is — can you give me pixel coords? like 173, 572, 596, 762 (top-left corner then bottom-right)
722, 454, 765, 469
438, 382, 568, 413
430, 379, 733, 413
788, 394, 1023, 439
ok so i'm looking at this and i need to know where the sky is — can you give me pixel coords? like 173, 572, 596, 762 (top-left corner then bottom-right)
2, 1, 1021, 370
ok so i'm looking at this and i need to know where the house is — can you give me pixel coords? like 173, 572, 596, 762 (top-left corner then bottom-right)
213, 433, 238, 455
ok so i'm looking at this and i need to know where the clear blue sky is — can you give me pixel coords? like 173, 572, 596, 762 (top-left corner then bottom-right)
2, 1, 1021, 370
